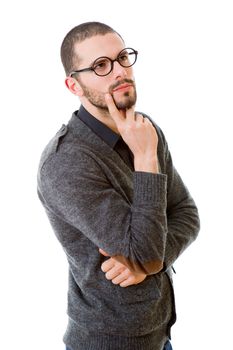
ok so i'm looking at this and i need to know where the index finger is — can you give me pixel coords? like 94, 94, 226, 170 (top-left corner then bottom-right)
105, 93, 124, 124
125, 106, 136, 122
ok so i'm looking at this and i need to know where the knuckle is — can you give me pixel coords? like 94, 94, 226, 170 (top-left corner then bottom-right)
125, 270, 131, 278
129, 276, 135, 283
135, 114, 143, 122
117, 266, 125, 274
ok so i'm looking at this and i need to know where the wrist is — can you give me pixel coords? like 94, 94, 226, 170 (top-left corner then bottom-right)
134, 155, 159, 173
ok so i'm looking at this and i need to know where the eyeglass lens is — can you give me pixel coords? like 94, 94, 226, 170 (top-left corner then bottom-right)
93, 48, 137, 76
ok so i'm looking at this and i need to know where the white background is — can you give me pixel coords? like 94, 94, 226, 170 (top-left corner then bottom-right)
0, 1, 232, 349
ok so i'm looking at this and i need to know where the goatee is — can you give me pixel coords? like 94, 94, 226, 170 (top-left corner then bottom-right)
79, 78, 137, 111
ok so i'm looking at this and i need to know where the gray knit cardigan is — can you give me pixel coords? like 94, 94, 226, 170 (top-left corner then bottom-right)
37, 111, 200, 350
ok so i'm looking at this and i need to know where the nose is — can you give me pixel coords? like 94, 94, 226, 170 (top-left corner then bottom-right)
112, 60, 127, 78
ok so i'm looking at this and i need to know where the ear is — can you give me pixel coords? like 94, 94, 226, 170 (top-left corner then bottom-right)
65, 77, 83, 96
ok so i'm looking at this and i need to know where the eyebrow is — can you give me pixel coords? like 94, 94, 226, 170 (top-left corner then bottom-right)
85, 48, 127, 68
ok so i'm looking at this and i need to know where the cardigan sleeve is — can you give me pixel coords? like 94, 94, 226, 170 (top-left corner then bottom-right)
38, 144, 168, 275
157, 126, 200, 271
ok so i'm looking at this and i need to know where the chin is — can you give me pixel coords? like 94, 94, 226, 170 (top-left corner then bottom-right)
116, 102, 135, 110
114, 94, 137, 110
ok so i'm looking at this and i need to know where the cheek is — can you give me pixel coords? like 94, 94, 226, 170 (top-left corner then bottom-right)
125, 65, 133, 75
87, 76, 109, 92
129, 69, 135, 80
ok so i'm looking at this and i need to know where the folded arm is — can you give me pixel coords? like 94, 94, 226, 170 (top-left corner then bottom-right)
97, 115, 200, 282
39, 147, 168, 275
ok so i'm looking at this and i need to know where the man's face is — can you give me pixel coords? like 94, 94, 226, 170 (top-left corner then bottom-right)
73, 33, 137, 111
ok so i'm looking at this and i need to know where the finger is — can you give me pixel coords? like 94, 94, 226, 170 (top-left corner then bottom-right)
104, 260, 126, 279
111, 270, 131, 285
105, 264, 126, 280
105, 93, 124, 124
101, 258, 115, 273
99, 248, 110, 257
144, 116, 152, 125
125, 106, 136, 122
135, 113, 144, 123
120, 276, 135, 288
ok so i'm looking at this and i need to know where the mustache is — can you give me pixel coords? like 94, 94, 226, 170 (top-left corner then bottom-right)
109, 79, 135, 92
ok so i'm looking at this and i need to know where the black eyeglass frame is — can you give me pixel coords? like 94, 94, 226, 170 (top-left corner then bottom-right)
69, 47, 138, 77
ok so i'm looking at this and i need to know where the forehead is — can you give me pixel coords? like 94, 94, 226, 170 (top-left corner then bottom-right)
74, 33, 125, 64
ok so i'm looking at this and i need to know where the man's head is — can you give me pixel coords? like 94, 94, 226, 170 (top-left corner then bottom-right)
61, 22, 137, 113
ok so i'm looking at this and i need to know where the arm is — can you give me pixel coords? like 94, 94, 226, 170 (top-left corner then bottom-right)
102, 156, 200, 285
39, 151, 167, 275
163, 146, 200, 270
111, 96, 200, 272
39, 100, 168, 275
99, 100, 200, 281
96, 94, 166, 274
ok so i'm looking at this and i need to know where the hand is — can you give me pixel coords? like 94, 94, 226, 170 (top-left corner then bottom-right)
105, 93, 159, 173
99, 249, 147, 287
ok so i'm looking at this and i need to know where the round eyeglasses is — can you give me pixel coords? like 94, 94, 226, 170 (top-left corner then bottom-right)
69, 48, 138, 77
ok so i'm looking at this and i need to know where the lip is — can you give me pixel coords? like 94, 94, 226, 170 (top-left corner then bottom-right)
112, 84, 133, 92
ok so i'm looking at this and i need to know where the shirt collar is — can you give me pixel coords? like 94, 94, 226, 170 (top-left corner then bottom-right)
77, 105, 120, 149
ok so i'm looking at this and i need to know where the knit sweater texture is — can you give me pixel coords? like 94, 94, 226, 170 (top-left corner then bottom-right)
37, 110, 200, 350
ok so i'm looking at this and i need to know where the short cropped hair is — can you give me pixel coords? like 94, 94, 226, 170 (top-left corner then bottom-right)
60, 22, 122, 76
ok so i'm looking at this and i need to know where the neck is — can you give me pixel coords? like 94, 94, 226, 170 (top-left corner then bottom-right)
81, 100, 120, 134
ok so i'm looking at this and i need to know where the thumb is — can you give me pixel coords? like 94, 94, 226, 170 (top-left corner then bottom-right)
99, 248, 110, 257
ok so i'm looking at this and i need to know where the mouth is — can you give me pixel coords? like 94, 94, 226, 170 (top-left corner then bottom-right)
112, 83, 133, 93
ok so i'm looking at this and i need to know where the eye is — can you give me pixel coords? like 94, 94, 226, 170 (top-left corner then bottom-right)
118, 52, 129, 63
93, 59, 109, 71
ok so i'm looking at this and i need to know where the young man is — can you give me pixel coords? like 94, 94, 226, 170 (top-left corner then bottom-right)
37, 22, 200, 350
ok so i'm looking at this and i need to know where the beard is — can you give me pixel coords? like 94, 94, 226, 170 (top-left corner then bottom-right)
78, 78, 137, 111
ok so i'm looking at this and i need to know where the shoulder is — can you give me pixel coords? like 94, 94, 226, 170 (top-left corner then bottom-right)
37, 123, 103, 182
38, 124, 68, 172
